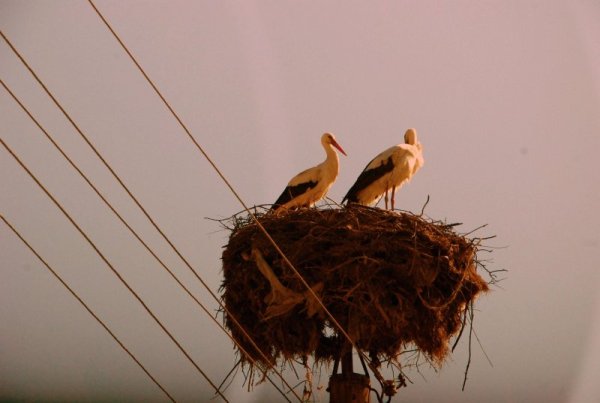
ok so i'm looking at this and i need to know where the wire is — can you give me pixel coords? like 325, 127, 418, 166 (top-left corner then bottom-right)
86, 0, 352, 346
85, 0, 376, 382
0, 78, 292, 403
0, 29, 301, 402
0, 137, 228, 403
0, 214, 177, 403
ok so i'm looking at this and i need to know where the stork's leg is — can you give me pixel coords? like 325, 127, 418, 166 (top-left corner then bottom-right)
384, 189, 389, 210
391, 187, 396, 210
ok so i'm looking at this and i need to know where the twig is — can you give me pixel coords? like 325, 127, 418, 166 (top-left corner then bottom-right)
419, 194, 430, 217
462, 301, 475, 391
216, 359, 242, 395
472, 326, 493, 368
452, 306, 469, 352
463, 224, 488, 237
324, 197, 343, 208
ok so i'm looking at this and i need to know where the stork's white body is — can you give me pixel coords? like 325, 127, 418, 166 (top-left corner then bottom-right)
343, 129, 424, 209
272, 133, 346, 211
280, 157, 338, 208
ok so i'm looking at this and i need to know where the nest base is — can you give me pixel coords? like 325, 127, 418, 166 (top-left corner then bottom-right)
221, 205, 489, 378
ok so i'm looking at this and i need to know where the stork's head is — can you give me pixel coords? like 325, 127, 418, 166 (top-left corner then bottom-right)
404, 128, 418, 145
321, 132, 347, 156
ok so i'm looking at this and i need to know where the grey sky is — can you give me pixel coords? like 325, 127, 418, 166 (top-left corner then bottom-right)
1, 1, 599, 402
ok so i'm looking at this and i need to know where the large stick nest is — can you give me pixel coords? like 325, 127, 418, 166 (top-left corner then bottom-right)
220, 205, 489, 371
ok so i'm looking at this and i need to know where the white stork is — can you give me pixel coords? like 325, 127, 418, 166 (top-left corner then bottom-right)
272, 133, 347, 211
343, 128, 424, 210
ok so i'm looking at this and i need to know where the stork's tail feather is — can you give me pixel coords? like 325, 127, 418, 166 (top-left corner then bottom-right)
342, 193, 359, 205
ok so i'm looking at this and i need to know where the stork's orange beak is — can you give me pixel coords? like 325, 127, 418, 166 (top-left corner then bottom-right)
331, 139, 347, 156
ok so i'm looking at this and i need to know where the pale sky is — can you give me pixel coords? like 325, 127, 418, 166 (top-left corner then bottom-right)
1, 1, 600, 402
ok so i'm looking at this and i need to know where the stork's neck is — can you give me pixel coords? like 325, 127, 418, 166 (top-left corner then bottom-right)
323, 142, 340, 176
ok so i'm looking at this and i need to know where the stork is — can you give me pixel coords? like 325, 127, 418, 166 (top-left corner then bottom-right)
343, 128, 424, 210
272, 133, 347, 211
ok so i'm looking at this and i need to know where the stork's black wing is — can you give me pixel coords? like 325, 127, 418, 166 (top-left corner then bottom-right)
343, 156, 394, 203
272, 180, 318, 209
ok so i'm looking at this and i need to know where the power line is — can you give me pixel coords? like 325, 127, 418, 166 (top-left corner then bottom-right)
0, 214, 177, 403
84, 0, 376, 381
0, 78, 292, 403
0, 137, 229, 403
1, 27, 303, 402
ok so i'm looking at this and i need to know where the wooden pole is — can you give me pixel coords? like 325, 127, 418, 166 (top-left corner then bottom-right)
328, 341, 370, 403
341, 348, 353, 375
